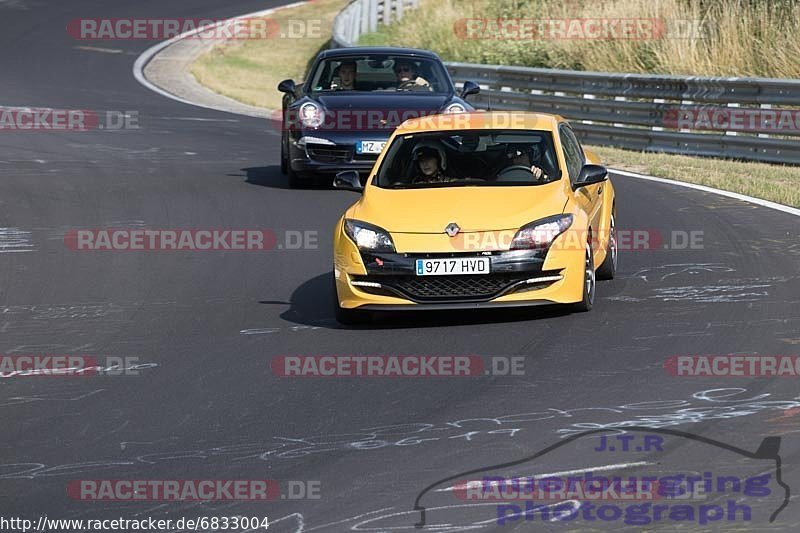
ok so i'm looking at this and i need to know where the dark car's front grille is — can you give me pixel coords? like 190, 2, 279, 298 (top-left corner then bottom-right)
353, 273, 537, 302
306, 144, 353, 162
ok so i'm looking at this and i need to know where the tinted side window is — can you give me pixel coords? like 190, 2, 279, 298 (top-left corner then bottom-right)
559, 126, 584, 184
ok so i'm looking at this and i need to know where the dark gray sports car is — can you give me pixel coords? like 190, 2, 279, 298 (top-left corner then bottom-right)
277, 46, 479, 188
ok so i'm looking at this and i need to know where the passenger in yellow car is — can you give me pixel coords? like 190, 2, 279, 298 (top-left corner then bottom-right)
411, 142, 454, 184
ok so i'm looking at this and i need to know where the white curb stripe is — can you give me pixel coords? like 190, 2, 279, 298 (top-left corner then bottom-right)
131, 5, 800, 218
610, 168, 800, 217
132, 2, 307, 112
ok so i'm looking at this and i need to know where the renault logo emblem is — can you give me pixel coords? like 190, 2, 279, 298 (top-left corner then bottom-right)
445, 223, 460, 237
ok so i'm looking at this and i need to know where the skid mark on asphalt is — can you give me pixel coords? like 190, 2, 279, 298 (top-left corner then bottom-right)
0, 227, 35, 252
629, 263, 735, 283
240, 325, 323, 335
612, 263, 797, 303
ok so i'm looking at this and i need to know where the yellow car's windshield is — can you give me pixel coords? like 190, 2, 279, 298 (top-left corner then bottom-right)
374, 129, 562, 189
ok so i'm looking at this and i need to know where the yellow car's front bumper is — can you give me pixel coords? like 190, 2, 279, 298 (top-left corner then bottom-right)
333, 226, 587, 311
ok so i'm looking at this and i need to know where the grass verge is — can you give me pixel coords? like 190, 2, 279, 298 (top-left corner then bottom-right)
191, 0, 348, 110
189, 0, 799, 208
592, 145, 800, 208
359, 0, 800, 78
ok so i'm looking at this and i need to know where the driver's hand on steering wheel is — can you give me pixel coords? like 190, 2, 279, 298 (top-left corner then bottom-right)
531, 166, 545, 179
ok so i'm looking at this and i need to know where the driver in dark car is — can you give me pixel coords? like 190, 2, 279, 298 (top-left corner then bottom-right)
411, 142, 454, 184
394, 60, 431, 91
330, 60, 357, 90
501, 143, 548, 180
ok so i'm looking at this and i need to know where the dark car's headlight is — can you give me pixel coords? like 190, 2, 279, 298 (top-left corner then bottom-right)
344, 219, 396, 253
443, 102, 467, 114
510, 214, 573, 250
299, 102, 323, 128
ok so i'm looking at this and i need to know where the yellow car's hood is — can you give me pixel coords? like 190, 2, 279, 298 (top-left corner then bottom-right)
351, 182, 568, 233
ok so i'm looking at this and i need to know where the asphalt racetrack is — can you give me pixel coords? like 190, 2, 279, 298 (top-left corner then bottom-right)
1, 0, 799, 531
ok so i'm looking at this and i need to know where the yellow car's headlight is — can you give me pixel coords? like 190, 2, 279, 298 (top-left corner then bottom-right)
510, 214, 573, 250
344, 219, 396, 253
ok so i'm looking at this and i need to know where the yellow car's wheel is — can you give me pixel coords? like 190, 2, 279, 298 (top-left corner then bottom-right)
572, 244, 596, 312
596, 213, 617, 280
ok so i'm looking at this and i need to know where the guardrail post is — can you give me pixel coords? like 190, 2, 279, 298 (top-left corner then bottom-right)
383, 0, 392, 25
583, 94, 595, 125
726, 102, 739, 136
360, 0, 369, 36
369, 0, 378, 33
680, 100, 692, 134
652, 98, 665, 131
759, 104, 771, 138
613, 96, 625, 128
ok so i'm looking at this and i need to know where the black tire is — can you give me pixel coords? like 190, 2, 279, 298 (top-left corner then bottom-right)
572, 244, 596, 313
287, 166, 311, 189
280, 132, 288, 175
596, 213, 617, 280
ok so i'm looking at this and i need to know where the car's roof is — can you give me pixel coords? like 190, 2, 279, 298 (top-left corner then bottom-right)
318, 47, 442, 60
395, 112, 566, 133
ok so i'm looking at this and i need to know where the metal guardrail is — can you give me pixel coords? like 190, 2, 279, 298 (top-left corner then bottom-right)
332, 1, 800, 164
332, 0, 419, 49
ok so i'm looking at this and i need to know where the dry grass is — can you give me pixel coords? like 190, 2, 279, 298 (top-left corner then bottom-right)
189, 0, 799, 207
360, 0, 800, 77
592, 145, 800, 207
191, 0, 348, 110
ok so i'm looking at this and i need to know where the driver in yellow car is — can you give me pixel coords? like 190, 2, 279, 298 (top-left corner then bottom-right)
411, 142, 454, 184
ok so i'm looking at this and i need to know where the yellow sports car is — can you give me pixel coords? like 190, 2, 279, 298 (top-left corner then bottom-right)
332, 112, 616, 324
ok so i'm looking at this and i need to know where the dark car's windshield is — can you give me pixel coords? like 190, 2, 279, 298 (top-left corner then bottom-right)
374, 129, 562, 188
308, 54, 451, 94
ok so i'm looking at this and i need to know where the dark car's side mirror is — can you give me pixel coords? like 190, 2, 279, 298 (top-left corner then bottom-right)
573, 164, 608, 190
460, 81, 480, 99
277, 79, 296, 96
333, 171, 363, 192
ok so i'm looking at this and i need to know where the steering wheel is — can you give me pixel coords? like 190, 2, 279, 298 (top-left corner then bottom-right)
397, 80, 417, 91
451, 155, 490, 179
496, 165, 533, 179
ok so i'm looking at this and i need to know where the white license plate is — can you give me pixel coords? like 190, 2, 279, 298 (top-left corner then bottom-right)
415, 257, 491, 276
356, 141, 386, 154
